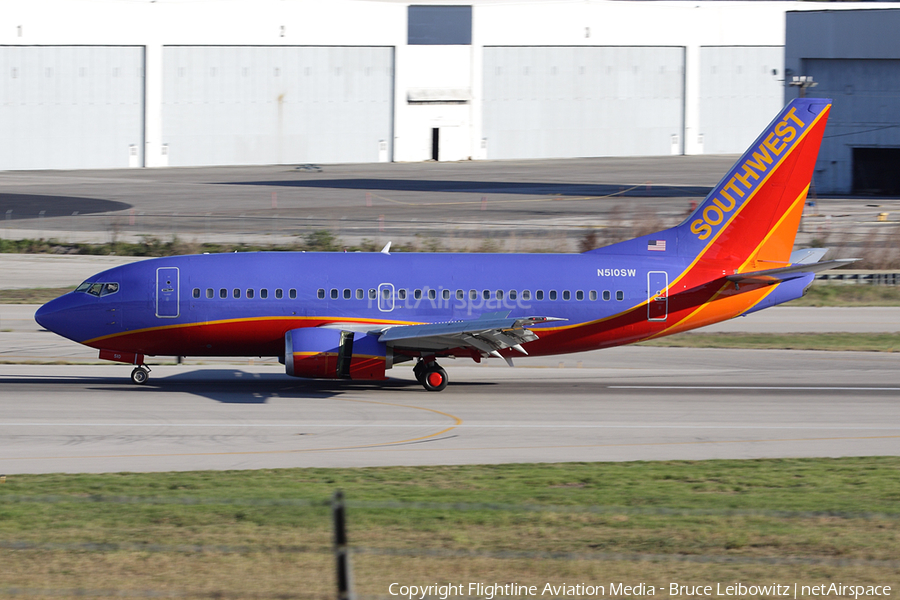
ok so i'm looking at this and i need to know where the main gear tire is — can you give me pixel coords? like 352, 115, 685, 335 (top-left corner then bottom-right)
421, 366, 448, 392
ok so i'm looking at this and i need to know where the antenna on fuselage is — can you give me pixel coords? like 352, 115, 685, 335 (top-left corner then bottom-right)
380, 242, 391, 255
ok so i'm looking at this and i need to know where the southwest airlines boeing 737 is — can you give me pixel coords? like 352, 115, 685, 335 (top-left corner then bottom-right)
36, 98, 850, 391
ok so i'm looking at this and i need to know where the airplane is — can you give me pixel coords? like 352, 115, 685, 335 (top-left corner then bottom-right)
36, 97, 852, 391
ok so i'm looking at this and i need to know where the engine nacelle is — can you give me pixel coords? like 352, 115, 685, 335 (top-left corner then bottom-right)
285, 328, 388, 380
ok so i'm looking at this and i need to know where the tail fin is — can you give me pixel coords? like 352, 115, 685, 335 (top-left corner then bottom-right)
676, 98, 831, 273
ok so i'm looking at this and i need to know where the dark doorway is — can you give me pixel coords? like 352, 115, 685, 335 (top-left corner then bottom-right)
431, 128, 440, 161
852, 148, 900, 195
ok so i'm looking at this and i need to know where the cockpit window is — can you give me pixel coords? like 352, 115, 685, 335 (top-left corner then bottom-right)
79, 282, 119, 297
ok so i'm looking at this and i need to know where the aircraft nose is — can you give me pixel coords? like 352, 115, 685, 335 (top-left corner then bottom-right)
35, 299, 62, 332
35, 295, 78, 339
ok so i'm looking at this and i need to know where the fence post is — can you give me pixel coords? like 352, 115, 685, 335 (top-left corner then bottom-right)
333, 490, 353, 600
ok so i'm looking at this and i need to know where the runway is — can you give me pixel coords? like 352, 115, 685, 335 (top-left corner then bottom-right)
1, 347, 898, 474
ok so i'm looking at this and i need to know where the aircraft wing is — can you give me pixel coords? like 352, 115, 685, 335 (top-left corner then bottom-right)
374, 311, 565, 360
726, 258, 858, 285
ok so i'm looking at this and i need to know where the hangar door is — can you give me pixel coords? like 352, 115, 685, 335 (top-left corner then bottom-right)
162, 46, 394, 166
482, 46, 685, 159
698, 46, 784, 154
0, 46, 145, 170
804, 59, 900, 195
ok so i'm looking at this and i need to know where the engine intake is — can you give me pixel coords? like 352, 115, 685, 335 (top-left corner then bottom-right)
285, 328, 388, 380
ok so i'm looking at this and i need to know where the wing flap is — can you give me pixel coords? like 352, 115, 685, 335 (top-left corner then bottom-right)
375, 311, 564, 355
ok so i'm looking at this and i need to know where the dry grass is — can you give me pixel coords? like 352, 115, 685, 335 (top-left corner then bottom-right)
1, 460, 899, 597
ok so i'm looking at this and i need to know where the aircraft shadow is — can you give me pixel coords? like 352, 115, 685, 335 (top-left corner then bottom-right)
222, 179, 712, 199
142, 370, 492, 403
142, 370, 424, 403
0, 193, 132, 219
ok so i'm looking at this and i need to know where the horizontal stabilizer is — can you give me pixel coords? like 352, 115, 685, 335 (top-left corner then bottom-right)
726, 258, 859, 285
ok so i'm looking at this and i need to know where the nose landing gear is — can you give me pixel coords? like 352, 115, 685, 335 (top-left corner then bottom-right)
130, 365, 151, 385
413, 359, 448, 392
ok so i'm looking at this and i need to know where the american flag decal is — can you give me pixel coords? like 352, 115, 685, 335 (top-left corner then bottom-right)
647, 239, 666, 251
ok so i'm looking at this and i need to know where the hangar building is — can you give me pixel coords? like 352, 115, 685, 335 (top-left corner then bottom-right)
2, 0, 899, 190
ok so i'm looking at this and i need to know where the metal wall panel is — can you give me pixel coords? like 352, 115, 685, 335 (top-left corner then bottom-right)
698, 46, 784, 154
482, 46, 684, 159
0, 46, 144, 170
802, 58, 900, 194
162, 46, 394, 166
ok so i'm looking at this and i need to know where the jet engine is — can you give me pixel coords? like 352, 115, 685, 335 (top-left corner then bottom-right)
284, 328, 389, 380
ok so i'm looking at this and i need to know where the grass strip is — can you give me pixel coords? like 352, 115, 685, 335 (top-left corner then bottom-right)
0, 459, 898, 596
0, 287, 74, 304
639, 332, 900, 352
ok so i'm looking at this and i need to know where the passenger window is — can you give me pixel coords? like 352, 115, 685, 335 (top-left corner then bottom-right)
289, 289, 297, 299
496, 290, 503, 300
414, 289, 422, 300
101, 283, 119, 297
206, 288, 214, 299
442, 289, 450, 301
603, 290, 611, 301
616, 290, 624, 301
317, 289, 325, 299
343, 288, 351, 299
536, 290, 544, 301
260, 289, 268, 299
483, 290, 490, 300
469, 290, 477, 300
220, 288, 227, 299
246, 289, 255, 299
522, 290, 531, 301
382, 288, 391, 299
428, 289, 436, 300
563, 290, 570, 301
275, 288, 283, 299
398, 289, 407, 300
233, 288, 241, 299
576, 290, 584, 301
192, 288, 200, 299
509, 290, 517, 300
549, 290, 558, 301
589, 290, 597, 301
356, 289, 364, 299
330, 289, 338, 300
368, 289, 376, 299
456, 289, 464, 300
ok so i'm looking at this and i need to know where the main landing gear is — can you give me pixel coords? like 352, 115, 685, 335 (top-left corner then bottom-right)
130, 365, 151, 385
413, 359, 448, 392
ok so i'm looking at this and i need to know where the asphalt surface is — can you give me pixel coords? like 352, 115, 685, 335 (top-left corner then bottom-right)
1, 347, 897, 474
2, 158, 898, 251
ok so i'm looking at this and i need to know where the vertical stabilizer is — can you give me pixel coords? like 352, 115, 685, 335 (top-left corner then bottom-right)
676, 98, 831, 273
